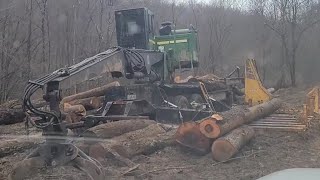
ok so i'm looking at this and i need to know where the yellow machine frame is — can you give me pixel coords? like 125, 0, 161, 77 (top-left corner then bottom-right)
306, 86, 320, 115
245, 59, 272, 106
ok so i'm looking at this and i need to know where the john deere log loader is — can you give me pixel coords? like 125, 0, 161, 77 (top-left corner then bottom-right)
8, 7, 243, 180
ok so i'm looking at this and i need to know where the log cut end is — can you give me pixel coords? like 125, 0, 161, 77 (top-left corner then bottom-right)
211, 139, 236, 162
175, 122, 211, 154
199, 118, 221, 138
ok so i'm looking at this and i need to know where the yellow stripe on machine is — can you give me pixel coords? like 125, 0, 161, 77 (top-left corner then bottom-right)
156, 39, 188, 45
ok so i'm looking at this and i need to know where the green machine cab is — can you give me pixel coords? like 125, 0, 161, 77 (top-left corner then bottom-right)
115, 8, 199, 82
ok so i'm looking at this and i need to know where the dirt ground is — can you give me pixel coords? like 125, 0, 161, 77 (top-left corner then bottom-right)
1, 86, 320, 180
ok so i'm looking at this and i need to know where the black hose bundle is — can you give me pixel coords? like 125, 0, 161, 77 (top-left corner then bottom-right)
23, 48, 120, 129
119, 47, 147, 77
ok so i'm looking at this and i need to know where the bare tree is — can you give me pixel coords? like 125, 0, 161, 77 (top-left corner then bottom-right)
206, 4, 232, 74
265, 0, 320, 86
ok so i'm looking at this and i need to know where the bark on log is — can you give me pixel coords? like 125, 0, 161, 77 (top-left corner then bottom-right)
64, 104, 86, 116
211, 125, 254, 162
175, 98, 281, 154
68, 96, 104, 110
61, 81, 120, 105
96, 124, 170, 158
245, 98, 282, 123
199, 98, 282, 139
118, 129, 176, 158
0, 134, 42, 157
175, 122, 212, 154
0, 109, 26, 125
84, 119, 156, 139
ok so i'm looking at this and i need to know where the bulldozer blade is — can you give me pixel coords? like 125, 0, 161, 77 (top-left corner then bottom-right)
174, 122, 211, 154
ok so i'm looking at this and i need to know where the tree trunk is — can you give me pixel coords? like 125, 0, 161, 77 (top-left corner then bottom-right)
95, 125, 175, 158
84, 119, 156, 139
64, 104, 86, 114
26, 0, 33, 79
211, 125, 254, 162
0, 109, 26, 125
68, 96, 104, 110
0, 133, 41, 157
175, 121, 212, 154
61, 81, 120, 105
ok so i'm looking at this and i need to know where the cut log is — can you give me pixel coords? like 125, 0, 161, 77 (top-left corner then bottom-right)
97, 124, 169, 158
199, 116, 222, 138
119, 129, 176, 158
61, 81, 120, 105
0, 133, 42, 158
68, 96, 104, 110
111, 124, 166, 144
200, 98, 282, 139
64, 104, 86, 116
211, 125, 254, 162
93, 126, 175, 159
0, 109, 26, 125
66, 112, 83, 123
0, 99, 47, 110
175, 98, 282, 154
245, 98, 282, 123
175, 122, 212, 154
84, 119, 156, 139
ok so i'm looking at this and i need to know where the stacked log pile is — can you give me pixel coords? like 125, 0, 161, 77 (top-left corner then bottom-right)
0, 81, 120, 125
60, 81, 120, 123
175, 98, 282, 161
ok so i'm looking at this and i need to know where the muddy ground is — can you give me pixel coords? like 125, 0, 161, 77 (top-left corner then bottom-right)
1, 86, 320, 180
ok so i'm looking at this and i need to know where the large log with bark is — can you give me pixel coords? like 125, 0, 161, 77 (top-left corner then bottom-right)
61, 81, 120, 105
0, 109, 26, 125
68, 96, 104, 110
91, 124, 175, 158
118, 129, 176, 158
175, 98, 281, 153
84, 119, 156, 139
0, 133, 42, 157
64, 104, 86, 115
199, 98, 282, 139
175, 122, 212, 154
199, 107, 246, 139
0, 99, 48, 125
211, 125, 254, 161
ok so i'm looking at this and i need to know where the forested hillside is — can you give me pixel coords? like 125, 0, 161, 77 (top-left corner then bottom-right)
1, 0, 320, 102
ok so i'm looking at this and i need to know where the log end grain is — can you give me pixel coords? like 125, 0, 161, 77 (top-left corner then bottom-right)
175, 122, 211, 154
211, 139, 236, 162
199, 118, 221, 138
